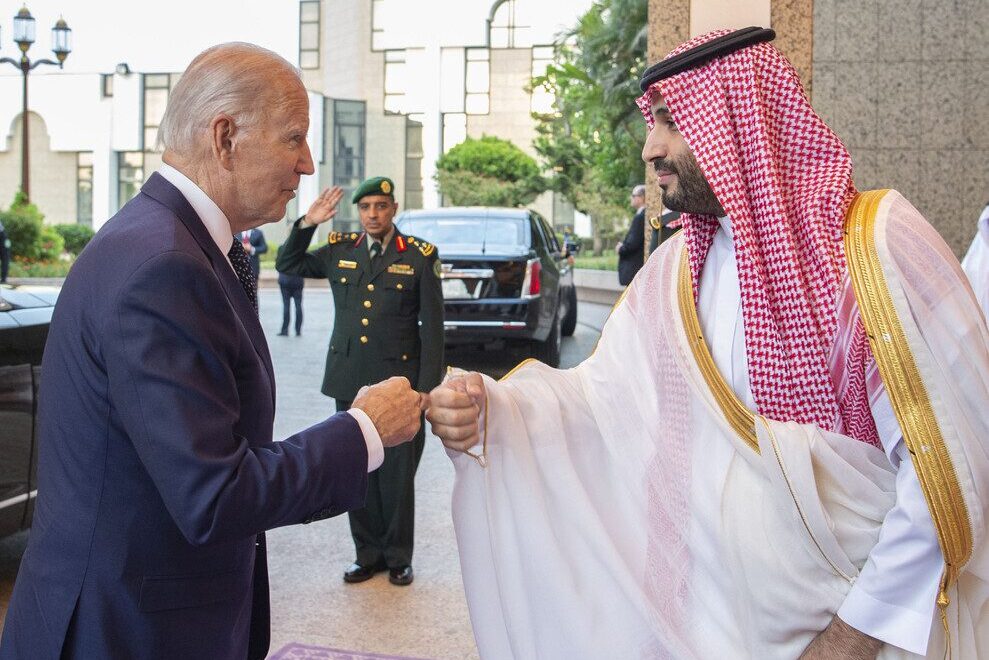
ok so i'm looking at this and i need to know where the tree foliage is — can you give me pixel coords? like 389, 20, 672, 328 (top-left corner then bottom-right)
435, 136, 546, 207
531, 0, 648, 251
1, 190, 46, 260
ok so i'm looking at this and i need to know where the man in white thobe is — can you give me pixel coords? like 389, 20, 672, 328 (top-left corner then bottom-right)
425, 27, 989, 660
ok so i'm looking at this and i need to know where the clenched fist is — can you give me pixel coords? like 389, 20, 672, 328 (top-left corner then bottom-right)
426, 371, 485, 452
352, 376, 426, 447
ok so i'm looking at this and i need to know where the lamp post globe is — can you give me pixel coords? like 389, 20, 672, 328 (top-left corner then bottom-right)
13, 6, 35, 52
52, 16, 70, 62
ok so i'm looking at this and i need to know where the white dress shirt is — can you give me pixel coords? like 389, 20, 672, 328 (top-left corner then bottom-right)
696, 216, 942, 654
157, 165, 384, 472
368, 227, 395, 256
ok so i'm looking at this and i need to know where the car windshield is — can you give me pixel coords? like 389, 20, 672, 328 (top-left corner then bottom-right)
398, 215, 530, 253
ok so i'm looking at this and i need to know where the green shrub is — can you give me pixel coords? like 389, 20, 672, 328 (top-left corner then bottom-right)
54, 223, 95, 255
9, 256, 74, 278
1, 191, 44, 260
37, 226, 65, 261
436, 136, 546, 207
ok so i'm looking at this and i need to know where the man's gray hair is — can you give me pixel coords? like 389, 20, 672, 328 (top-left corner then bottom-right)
158, 42, 301, 155
632, 184, 646, 197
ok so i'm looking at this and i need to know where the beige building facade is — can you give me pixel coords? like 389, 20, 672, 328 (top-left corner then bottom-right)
0, 0, 589, 247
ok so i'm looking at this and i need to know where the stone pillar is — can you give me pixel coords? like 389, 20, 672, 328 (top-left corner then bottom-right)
644, 0, 691, 256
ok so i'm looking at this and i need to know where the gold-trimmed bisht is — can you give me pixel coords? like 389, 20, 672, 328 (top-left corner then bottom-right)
845, 189, 973, 657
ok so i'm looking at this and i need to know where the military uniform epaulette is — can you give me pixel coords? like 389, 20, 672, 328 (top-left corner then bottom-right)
406, 235, 436, 258
328, 231, 360, 245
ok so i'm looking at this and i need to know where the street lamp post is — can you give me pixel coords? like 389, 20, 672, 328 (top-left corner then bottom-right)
0, 6, 72, 202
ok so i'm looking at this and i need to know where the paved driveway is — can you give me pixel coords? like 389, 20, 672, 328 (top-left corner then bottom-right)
0, 285, 609, 659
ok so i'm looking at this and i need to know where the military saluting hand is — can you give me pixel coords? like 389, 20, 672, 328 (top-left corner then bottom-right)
303, 186, 345, 226
425, 371, 485, 452
352, 376, 428, 447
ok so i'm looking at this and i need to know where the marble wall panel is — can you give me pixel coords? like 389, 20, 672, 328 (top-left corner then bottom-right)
921, 0, 968, 61
961, 148, 989, 222
877, 0, 922, 63
811, 61, 838, 127
831, 62, 879, 150
925, 149, 972, 253
920, 61, 967, 150
813, 0, 837, 63
964, 62, 989, 149
876, 62, 921, 149
967, 0, 989, 60
835, 0, 878, 62
814, 0, 989, 254
873, 149, 921, 202
849, 148, 879, 190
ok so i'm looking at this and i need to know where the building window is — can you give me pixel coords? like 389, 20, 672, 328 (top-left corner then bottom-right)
101, 73, 113, 98
465, 48, 489, 115
333, 99, 366, 221
77, 152, 93, 226
384, 49, 407, 114
488, 0, 531, 48
405, 115, 424, 210
143, 73, 171, 152
530, 45, 554, 114
118, 151, 144, 209
299, 0, 320, 69
442, 112, 467, 152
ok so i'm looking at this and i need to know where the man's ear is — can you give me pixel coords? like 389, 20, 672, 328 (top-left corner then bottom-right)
210, 113, 237, 171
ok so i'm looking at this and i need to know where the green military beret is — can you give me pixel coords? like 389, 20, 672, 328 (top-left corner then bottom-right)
351, 176, 395, 203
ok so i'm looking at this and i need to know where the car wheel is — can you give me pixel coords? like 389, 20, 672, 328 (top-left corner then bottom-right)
531, 308, 562, 367
560, 286, 578, 337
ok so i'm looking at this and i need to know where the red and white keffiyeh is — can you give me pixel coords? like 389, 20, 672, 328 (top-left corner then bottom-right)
637, 31, 878, 442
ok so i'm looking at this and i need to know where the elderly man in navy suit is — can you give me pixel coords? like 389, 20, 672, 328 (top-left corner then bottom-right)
0, 43, 425, 660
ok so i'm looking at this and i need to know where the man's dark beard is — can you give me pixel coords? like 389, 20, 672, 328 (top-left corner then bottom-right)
654, 156, 724, 216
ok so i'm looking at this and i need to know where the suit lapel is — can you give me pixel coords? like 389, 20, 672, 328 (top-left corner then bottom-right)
140, 173, 276, 402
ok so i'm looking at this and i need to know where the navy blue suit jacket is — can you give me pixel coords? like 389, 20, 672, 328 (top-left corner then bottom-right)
0, 173, 368, 659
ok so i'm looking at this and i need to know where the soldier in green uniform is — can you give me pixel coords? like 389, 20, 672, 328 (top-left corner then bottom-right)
276, 177, 444, 586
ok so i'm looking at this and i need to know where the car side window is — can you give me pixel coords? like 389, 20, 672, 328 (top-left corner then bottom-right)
528, 215, 545, 253
534, 213, 560, 254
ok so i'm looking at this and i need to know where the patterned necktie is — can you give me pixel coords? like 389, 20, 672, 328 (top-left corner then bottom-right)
228, 238, 258, 313
370, 240, 382, 263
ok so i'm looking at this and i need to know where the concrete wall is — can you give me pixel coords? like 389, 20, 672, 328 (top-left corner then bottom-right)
467, 49, 538, 156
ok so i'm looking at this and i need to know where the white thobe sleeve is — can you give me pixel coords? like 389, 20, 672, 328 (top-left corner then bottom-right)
836, 387, 943, 655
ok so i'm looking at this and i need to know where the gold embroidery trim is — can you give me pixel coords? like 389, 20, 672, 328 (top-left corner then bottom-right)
844, 190, 972, 616
677, 248, 759, 452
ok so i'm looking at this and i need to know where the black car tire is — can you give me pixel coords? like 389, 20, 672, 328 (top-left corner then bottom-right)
560, 285, 578, 337
531, 307, 562, 367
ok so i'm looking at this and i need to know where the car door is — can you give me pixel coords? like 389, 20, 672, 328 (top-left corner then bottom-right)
0, 308, 34, 537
